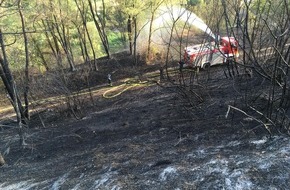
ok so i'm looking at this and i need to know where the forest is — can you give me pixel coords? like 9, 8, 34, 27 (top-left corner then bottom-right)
0, 0, 290, 189
0, 0, 230, 142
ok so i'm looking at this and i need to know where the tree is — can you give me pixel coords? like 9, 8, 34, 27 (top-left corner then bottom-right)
220, 0, 290, 134
0, 0, 32, 145
36, 0, 78, 72
0, 31, 27, 145
18, 0, 30, 120
146, 0, 165, 64
74, 0, 98, 70
115, 0, 150, 65
52, 0, 76, 71
88, 0, 110, 58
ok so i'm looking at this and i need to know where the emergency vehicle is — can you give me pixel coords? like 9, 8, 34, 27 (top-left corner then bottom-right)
183, 36, 239, 69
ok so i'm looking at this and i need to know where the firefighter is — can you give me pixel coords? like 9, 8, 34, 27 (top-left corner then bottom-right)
223, 51, 232, 78
223, 52, 237, 78
223, 48, 230, 64
179, 60, 184, 72
107, 73, 112, 86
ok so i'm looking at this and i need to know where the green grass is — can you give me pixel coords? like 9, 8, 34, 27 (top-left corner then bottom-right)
108, 31, 127, 53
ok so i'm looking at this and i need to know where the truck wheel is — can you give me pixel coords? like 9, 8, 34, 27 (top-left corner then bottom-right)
203, 62, 210, 70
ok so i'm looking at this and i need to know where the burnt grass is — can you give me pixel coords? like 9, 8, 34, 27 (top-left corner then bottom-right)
0, 60, 290, 189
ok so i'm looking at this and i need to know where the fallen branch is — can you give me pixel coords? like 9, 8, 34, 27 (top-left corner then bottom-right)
225, 105, 272, 136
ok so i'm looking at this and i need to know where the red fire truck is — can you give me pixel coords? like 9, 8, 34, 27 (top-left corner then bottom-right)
183, 36, 239, 69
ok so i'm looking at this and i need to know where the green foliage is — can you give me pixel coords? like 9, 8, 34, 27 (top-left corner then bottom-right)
0, 0, 287, 73
187, 0, 224, 33
107, 31, 127, 53
188, 0, 200, 6
117, 0, 147, 16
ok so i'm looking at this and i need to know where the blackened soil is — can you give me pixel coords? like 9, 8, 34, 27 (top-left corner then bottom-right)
0, 65, 289, 189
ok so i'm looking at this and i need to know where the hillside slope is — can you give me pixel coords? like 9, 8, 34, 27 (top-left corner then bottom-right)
0, 65, 289, 189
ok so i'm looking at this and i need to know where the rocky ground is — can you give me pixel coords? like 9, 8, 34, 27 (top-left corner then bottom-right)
0, 65, 289, 190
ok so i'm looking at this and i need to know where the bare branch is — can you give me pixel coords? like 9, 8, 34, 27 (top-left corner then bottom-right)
226, 105, 272, 135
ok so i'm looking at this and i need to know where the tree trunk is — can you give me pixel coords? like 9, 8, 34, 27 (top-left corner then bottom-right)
88, 0, 110, 58
32, 37, 49, 71
133, 16, 138, 65
0, 30, 27, 146
84, 19, 98, 71
128, 16, 133, 55
18, 0, 30, 120
52, 15, 76, 71
147, 1, 164, 63
42, 19, 63, 67
74, 0, 98, 70
76, 24, 90, 64
147, 11, 155, 63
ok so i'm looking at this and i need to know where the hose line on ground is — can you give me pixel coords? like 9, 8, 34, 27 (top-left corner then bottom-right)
102, 80, 152, 99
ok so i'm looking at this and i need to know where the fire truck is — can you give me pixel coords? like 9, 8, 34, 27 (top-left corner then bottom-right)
182, 36, 239, 69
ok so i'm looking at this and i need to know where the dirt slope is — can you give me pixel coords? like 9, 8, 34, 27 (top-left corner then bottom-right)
0, 66, 289, 189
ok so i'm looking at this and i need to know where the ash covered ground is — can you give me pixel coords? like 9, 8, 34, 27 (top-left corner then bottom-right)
0, 65, 289, 190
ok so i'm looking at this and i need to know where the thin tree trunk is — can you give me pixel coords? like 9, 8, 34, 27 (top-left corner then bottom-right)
76, 24, 90, 64
74, 0, 98, 70
147, 11, 155, 63
84, 18, 98, 70
18, 0, 30, 120
133, 16, 138, 66
0, 30, 27, 146
128, 16, 133, 55
165, 21, 176, 78
147, 0, 164, 63
88, 0, 110, 58
53, 15, 76, 71
32, 37, 49, 71
42, 19, 63, 67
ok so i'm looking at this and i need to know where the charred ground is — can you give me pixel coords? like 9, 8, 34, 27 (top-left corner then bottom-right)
0, 55, 289, 189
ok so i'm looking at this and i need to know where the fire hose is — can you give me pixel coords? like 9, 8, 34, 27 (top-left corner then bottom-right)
102, 80, 153, 99
102, 67, 183, 99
